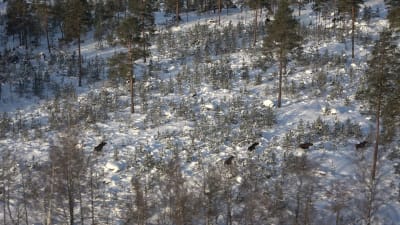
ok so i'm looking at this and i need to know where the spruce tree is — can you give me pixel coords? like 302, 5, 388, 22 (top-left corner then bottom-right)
263, 0, 302, 108
357, 29, 400, 183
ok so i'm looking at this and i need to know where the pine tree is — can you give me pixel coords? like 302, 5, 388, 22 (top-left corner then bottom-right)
6, 0, 36, 47
108, 0, 152, 113
64, 0, 92, 87
337, 0, 364, 59
246, 0, 272, 46
93, 1, 115, 47
292, 0, 305, 16
166, 0, 183, 24
263, 0, 302, 108
387, 0, 400, 30
247, 0, 260, 47
51, 0, 67, 38
218, 0, 222, 24
33, 0, 52, 54
128, 0, 155, 62
110, 16, 143, 113
357, 29, 400, 183
49, 130, 87, 225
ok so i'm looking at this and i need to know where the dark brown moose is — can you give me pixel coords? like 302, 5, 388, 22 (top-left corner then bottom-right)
224, 156, 235, 165
248, 142, 259, 151
299, 142, 313, 149
94, 141, 107, 152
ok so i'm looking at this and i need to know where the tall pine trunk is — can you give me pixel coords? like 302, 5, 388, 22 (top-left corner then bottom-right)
176, 0, 180, 24
46, 165, 54, 225
77, 175, 84, 225
253, 8, 258, 47
141, 1, 146, 63
129, 42, 135, 114
2, 170, 6, 225
44, 2, 51, 55
371, 52, 384, 182
46, 26, 51, 55
218, 0, 221, 25
277, 49, 283, 108
352, 5, 355, 59
90, 161, 95, 225
367, 54, 384, 225
78, 30, 82, 87
130, 76, 134, 113
298, 1, 301, 16
68, 178, 75, 225
371, 95, 381, 181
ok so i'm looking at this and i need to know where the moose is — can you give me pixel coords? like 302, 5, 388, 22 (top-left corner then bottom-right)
355, 141, 368, 149
299, 142, 313, 149
224, 156, 235, 165
94, 141, 107, 152
248, 142, 259, 151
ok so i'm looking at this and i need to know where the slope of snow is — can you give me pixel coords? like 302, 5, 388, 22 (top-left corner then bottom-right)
0, 0, 399, 224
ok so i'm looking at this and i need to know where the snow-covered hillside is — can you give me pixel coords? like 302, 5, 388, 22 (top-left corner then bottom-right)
0, 0, 399, 224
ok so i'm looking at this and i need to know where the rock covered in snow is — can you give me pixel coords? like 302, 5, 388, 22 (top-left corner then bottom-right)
105, 161, 125, 172
262, 99, 275, 108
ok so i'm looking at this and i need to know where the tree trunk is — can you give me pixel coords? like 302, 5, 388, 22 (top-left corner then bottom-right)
59, 23, 64, 39
44, 2, 51, 55
226, 190, 232, 225
90, 162, 95, 225
294, 178, 303, 225
218, 0, 221, 25
143, 37, 146, 63
371, 97, 381, 182
21, 174, 29, 225
68, 175, 75, 225
69, 192, 74, 225
129, 42, 135, 114
277, 49, 283, 108
19, 32, 22, 46
253, 7, 258, 47
368, 57, 384, 224
78, 31, 82, 87
176, 0, 180, 24
298, 1, 301, 17
141, 1, 146, 63
336, 209, 341, 225
25, 28, 29, 49
78, 175, 84, 225
46, 165, 54, 225
351, 5, 355, 59
46, 24, 51, 55
2, 171, 6, 225
67, 151, 75, 225
6, 183, 16, 225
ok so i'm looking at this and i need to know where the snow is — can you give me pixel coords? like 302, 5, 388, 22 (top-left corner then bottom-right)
1, 0, 399, 224
262, 99, 274, 108
0, 2, 6, 15
105, 160, 125, 173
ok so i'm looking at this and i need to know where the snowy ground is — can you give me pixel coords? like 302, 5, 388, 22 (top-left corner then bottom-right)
1, 0, 399, 224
